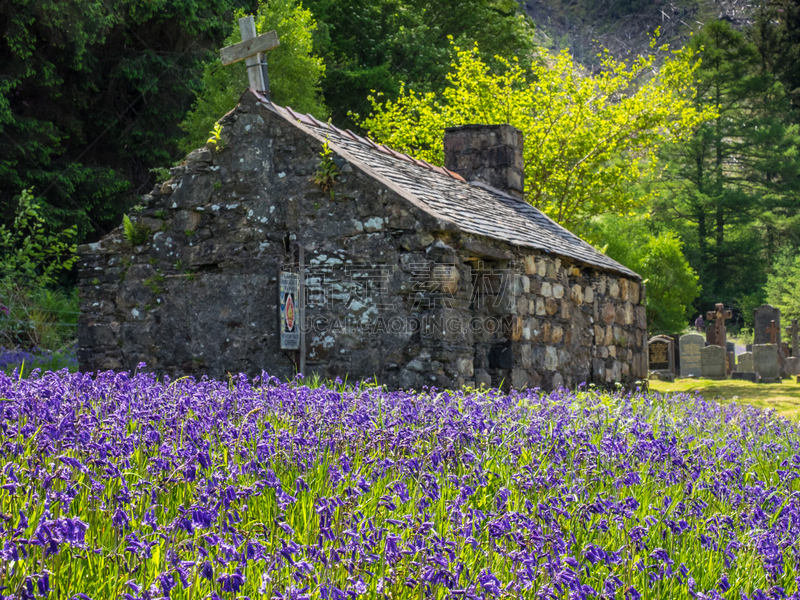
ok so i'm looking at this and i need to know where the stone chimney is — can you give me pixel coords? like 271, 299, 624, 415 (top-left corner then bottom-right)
443, 124, 524, 199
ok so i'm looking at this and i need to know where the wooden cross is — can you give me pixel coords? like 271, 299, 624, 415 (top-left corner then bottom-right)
785, 318, 798, 356
766, 320, 780, 345
706, 303, 732, 348
219, 16, 280, 98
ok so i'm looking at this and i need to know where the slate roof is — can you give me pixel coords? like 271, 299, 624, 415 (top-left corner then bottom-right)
251, 90, 640, 280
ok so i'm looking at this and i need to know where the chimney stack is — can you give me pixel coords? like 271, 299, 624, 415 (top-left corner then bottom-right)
443, 124, 524, 200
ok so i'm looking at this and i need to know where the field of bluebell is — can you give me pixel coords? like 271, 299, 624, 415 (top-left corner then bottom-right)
1, 370, 799, 600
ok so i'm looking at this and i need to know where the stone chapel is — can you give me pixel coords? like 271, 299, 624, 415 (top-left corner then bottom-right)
77, 89, 648, 390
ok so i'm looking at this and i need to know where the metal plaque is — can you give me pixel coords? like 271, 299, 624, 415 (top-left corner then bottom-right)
279, 272, 300, 350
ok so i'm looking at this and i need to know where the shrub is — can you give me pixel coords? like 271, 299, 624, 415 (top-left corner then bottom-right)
0, 189, 77, 286
0, 190, 80, 351
0, 279, 79, 350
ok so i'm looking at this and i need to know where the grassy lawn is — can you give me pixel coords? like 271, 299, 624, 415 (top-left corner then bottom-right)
650, 376, 800, 419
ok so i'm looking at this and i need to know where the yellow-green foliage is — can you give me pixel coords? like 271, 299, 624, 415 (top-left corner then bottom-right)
122, 215, 151, 246
311, 140, 338, 198
206, 123, 224, 152
359, 36, 716, 231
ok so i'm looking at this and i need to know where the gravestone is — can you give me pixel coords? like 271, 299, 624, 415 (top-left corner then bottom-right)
753, 344, 780, 382
706, 303, 732, 349
670, 334, 681, 374
701, 345, 727, 380
738, 351, 754, 373
679, 333, 704, 377
732, 372, 760, 383
648, 336, 674, 374
754, 305, 781, 346
726, 341, 735, 354
787, 357, 800, 376
746, 344, 753, 352
767, 321, 781, 344
726, 352, 736, 374
706, 324, 717, 346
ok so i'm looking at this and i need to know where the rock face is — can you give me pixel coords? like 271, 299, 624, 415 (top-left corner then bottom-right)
77, 91, 647, 391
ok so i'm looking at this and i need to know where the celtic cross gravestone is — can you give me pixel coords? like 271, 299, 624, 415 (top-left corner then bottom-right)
706, 303, 732, 348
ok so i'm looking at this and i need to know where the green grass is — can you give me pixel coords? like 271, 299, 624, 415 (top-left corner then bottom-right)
650, 376, 800, 419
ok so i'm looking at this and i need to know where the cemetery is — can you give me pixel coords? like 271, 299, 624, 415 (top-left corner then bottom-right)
647, 303, 800, 386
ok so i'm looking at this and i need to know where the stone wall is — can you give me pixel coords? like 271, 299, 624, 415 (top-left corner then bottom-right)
78, 93, 647, 389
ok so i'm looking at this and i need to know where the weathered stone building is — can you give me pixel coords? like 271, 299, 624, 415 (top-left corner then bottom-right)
77, 89, 647, 390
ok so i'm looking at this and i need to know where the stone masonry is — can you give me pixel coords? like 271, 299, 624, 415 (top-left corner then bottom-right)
77, 89, 647, 391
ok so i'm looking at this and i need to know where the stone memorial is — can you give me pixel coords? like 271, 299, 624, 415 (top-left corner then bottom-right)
648, 336, 675, 375
753, 344, 780, 382
706, 324, 716, 346
706, 304, 732, 349
726, 341, 735, 354
767, 321, 781, 344
701, 345, 727, 380
737, 352, 754, 373
754, 305, 781, 346
679, 333, 704, 377
726, 352, 736, 374
670, 334, 681, 374
787, 357, 800, 376
732, 372, 760, 382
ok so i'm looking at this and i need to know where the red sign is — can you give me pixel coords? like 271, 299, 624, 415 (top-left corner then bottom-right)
285, 294, 295, 330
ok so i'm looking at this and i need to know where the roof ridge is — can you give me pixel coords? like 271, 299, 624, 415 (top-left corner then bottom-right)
246, 88, 637, 279
250, 89, 467, 184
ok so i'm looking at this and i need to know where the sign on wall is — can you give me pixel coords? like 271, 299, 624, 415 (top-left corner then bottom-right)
279, 272, 300, 350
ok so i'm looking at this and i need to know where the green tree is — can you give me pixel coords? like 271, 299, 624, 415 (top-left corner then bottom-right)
653, 20, 800, 311
592, 214, 700, 335
638, 233, 701, 335
752, 0, 800, 111
359, 40, 711, 231
305, 0, 536, 127
765, 251, 800, 322
180, 0, 328, 151
0, 0, 241, 244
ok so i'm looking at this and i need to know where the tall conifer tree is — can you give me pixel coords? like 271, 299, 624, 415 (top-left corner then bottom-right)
654, 20, 800, 311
